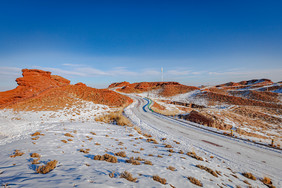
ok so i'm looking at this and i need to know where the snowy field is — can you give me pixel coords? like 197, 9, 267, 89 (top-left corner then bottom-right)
0, 100, 280, 187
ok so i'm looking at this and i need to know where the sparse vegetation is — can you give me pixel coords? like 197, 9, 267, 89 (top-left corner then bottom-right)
64, 133, 74, 137
167, 166, 176, 171
187, 151, 203, 161
261, 177, 276, 188
36, 160, 58, 174
187, 176, 203, 187
126, 157, 141, 165
95, 111, 131, 126
242, 172, 256, 180
120, 171, 137, 182
115, 151, 126, 157
30, 153, 40, 158
10, 150, 24, 158
152, 175, 167, 185
79, 149, 90, 154
144, 160, 152, 165
196, 165, 218, 177
94, 154, 118, 163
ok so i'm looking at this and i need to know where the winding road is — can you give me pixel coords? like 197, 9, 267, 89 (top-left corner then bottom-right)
125, 95, 282, 182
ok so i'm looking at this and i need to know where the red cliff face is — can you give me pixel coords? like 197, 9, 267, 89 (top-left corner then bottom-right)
108, 81, 130, 88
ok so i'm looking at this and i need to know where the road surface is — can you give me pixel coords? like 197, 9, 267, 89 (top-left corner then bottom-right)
126, 95, 282, 182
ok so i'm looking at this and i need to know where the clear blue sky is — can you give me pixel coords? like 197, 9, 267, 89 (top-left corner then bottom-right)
0, 0, 281, 90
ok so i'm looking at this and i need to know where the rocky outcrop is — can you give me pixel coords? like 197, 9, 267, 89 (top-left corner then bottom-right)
108, 81, 130, 88
0, 69, 71, 106
0, 69, 132, 110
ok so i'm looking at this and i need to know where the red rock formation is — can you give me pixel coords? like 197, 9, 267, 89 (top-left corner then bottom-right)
0, 69, 71, 106
108, 81, 130, 88
0, 69, 132, 110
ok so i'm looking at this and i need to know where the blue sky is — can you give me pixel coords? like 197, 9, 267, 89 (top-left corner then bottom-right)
0, 0, 281, 90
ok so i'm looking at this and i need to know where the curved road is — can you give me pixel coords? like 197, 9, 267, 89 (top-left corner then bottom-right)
126, 95, 282, 182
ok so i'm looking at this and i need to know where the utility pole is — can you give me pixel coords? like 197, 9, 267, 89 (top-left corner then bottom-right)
161, 67, 164, 82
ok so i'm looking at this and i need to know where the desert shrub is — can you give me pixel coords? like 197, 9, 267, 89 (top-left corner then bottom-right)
187, 151, 203, 161
161, 138, 167, 140
115, 151, 126, 157
144, 160, 152, 165
179, 150, 184, 154
164, 144, 173, 148
64, 133, 74, 137
30, 153, 40, 158
157, 155, 163, 158
196, 165, 218, 177
61, 140, 67, 143
31, 132, 44, 136
134, 157, 145, 161
152, 175, 167, 185
148, 154, 154, 157
167, 166, 176, 171
147, 138, 158, 144
79, 149, 90, 154
261, 177, 276, 188
187, 176, 203, 187
132, 150, 140, 153
36, 160, 58, 174
126, 157, 141, 165
67, 139, 73, 141
94, 154, 118, 163
95, 142, 101, 145
140, 148, 144, 151
168, 149, 174, 153
242, 172, 256, 180
10, 150, 24, 158
120, 171, 137, 182
31, 136, 39, 140
95, 111, 131, 126
90, 131, 96, 135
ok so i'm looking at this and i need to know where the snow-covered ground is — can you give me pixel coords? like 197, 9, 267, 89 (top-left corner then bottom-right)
0, 98, 281, 187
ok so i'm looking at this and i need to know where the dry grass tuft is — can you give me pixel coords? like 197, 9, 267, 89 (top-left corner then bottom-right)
126, 157, 141, 165
79, 149, 90, 154
148, 154, 154, 157
90, 131, 96, 135
164, 144, 173, 148
10, 150, 24, 158
94, 154, 118, 163
120, 171, 138, 182
167, 166, 176, 171
61, 140, 67, 143
157, 155, 163, 158
134, 156, 145, 161
187, 151, 203, 161
95, 142, 101, 145
67, 139, 73, 141
144, 160, 152, 165
115, 151, 126, 158
31, 136, 39, 140
261, 177, 275, 188
36, 160, 58, 174
64, 133, 74, 137
196, 165, 218, 177
161, 138, 167, 141
31, 131, 44, 136
242, 172, 256, 180
168, 149, 174, 153
95, 111, 132, 126
132, 150, 140, 154
140, 148, 144, 151
147, 138, 158, 144
152, 175, 167, 185
179, 150, 184, 154
187, 176, 203, 187
30, 153, 40, 158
